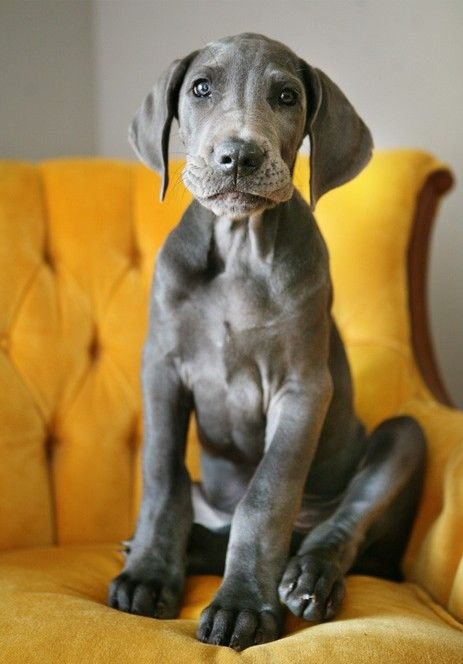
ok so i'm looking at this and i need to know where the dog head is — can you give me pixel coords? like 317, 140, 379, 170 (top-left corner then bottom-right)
129, 33, 373, 217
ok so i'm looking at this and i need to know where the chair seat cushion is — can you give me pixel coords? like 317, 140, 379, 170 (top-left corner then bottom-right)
1, 544, 462, 663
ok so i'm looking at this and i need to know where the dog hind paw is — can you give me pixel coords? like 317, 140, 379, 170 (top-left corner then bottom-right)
278, 553, 345, 621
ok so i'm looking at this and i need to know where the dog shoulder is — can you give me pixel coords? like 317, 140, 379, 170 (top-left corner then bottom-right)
156, 200, 215, 278
274, 193, 331, 292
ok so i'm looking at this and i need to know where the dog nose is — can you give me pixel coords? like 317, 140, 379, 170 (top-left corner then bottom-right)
214, 138, 265, 177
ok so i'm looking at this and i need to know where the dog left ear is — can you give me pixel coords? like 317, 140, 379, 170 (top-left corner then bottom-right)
129, 51, 199, 200
299, 61, 373, 210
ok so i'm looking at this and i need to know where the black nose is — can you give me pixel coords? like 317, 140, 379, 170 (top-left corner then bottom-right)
214, 138, 265, 178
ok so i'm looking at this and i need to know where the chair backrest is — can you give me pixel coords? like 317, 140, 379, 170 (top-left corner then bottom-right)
0, 151, 452, 550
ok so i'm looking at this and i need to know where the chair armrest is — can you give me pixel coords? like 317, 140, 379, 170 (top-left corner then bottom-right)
402, 396, 463, 622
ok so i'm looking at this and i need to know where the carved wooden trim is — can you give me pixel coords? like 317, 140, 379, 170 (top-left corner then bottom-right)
407, 168, 455, 406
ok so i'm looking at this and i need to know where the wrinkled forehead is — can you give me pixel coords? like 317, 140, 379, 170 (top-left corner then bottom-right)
191, 34, 302, 80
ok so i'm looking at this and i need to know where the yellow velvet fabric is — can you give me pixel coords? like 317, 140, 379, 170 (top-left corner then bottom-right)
1, 151, 462, 661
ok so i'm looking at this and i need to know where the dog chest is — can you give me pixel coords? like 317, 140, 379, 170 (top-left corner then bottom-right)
152, 205, 324, 459
174, 287, 285, 461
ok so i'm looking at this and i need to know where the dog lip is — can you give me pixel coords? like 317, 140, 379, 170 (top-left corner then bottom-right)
206, 191, 269, 203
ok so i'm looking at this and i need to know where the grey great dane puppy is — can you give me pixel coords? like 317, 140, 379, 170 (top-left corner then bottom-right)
108, 33, 426, 650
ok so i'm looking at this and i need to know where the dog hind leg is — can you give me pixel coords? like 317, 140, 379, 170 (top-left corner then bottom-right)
279, 416, 426, 621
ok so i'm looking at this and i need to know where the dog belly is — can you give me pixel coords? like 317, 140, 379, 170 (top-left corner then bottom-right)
191, 365, 267, 463
191, 482, 233, 529
188, 366, 267, 521
191, 482, 342, 533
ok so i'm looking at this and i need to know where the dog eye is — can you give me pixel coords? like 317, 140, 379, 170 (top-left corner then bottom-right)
193, 79, 212, 98
279, 88, 298, 106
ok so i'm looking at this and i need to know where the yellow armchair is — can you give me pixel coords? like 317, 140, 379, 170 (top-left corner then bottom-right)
1, 151, 462, 662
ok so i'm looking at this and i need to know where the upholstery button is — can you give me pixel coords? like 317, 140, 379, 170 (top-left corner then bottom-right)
45, 433, 58, 462
43, 247, 55, 270
131, 245, 141, 268
88, 335, 100, 360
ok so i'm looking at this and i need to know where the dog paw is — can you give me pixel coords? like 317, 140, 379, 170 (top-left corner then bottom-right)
197, 589, 282, 650
278, 553, 345, 621
108, 569, 183, 619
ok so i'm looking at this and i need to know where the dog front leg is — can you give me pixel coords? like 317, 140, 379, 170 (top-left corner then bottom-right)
108, 348, 192, 618
197, 373, 333, 650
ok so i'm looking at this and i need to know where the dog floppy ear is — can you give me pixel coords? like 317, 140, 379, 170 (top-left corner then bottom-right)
129, 51, 198, 200
299, 62, 373, 210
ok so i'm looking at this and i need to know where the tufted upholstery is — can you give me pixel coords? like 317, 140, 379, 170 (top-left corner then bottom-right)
1, 151, 462, 662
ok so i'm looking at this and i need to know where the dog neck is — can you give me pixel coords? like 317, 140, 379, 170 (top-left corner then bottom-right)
210, 205, 281, 271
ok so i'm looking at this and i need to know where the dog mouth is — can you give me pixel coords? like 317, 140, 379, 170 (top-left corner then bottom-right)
206, 191, 271, 207
194, 188, 287, 219
199, 190, 276, 218
182, 161, 294, 217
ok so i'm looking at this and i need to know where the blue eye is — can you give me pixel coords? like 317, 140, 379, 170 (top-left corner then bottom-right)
193, 79, 211, 98
279, 88, 298, 105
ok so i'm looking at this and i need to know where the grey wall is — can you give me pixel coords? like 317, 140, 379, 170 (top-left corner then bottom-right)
0, 0, 95, 158
1, 0, 462, 406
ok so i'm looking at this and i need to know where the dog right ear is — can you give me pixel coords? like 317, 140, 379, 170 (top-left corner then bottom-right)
299, 61, 373, 210
129, 51, 198, 201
